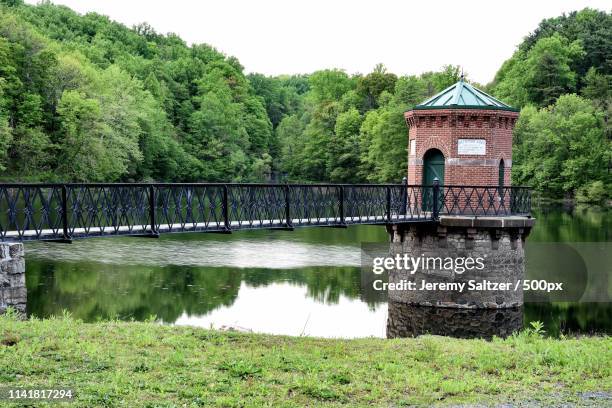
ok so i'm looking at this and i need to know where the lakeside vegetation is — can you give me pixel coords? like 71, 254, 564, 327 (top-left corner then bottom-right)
0, 311, 610, 407
0, 1, 609, 201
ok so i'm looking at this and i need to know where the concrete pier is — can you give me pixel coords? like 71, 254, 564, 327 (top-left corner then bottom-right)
0, 243, 26, 315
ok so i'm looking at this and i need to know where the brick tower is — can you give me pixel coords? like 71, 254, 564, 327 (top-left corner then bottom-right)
404, 76, 519, 187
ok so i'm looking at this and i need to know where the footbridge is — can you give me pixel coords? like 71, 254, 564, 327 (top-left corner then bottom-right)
0, 182, 530, 242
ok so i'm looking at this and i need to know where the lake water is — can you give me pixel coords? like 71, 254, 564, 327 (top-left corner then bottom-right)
8, 204, 612, 338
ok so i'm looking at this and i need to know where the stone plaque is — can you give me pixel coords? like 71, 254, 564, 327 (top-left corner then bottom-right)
409, 139, 416, 156
458, 139, 486, 155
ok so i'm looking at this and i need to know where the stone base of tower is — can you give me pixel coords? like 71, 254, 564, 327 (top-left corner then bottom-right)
386, 301, 523, 339
386, 216, 535, 309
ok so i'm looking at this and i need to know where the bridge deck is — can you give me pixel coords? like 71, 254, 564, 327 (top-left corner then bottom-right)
5, 215, 430, 240
0, 183, 530, 241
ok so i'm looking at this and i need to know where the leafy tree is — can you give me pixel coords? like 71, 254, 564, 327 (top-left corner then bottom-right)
276, 114, 306, 178
512, 94, 609, 197
0, 0, 23, 7
329, 108, 362, 181
56, 91, 110, 180
308, 69, 354, 104
356, 64, 397, 111
421, 65, 462, 95
521, 8, 611, 79
581, 67, 611, 110
0, 80, 12, 170
359, 104, 407, 183
576, 180, 607, 203
393, 75, 429, 110
493, 34, 584, 107
247, 73, 285, 128
300, 109, 336, 181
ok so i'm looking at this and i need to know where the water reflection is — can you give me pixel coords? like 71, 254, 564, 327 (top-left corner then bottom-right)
22, 256, 612, 338
174, 282, 388, 338
5, 205, 609, 338
387, 302, 523, 339
26, 261, 379, 324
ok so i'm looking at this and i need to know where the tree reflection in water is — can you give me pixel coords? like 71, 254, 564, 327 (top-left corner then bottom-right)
8, 205, 611, 338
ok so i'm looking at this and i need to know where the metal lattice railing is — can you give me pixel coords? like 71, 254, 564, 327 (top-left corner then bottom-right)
0, 183, 531, 241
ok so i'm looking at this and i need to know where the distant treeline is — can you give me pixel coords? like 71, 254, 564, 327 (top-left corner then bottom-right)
0, 1, 609, 200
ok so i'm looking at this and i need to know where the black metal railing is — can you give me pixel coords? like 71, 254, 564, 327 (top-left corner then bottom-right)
0, 182, 531, 241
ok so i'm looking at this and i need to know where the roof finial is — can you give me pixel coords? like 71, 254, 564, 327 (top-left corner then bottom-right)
460, 67, 464, 82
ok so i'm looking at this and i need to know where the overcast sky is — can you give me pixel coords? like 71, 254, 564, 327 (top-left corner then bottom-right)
24, 0, 610, 84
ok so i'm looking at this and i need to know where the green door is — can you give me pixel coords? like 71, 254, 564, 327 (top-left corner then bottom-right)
422, 149, 445, 211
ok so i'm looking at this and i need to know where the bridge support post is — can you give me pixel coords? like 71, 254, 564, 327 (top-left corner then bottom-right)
432, 178, 440, 220
338, 186, 346, 227
283, 184, 293, 230
0, 242, 26, 316
401, 177, 408, 217
386, 216, 535, 312
130, 185, 160, 238
148, 185, 159, 237
44, 186, 72, 243
385, 186, 391, 223
222, 185, 232, 233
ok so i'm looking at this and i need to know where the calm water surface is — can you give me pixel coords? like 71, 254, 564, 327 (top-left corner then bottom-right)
14, 204, 612, 338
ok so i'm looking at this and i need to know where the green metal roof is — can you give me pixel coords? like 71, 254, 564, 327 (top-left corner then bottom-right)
413, 77, 518, 112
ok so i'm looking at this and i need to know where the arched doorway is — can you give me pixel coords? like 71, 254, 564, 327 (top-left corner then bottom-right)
422, 149, 445, 186
422, 149, 445, 211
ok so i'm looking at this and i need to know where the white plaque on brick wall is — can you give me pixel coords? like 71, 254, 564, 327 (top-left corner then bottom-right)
458, 139, 486, 155
410, 139, 416, 156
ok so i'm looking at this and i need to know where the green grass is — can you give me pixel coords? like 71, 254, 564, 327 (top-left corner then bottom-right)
0, 310, 610, 407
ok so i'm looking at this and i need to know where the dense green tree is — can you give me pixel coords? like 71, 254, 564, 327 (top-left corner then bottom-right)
493, 34, 584, 107
489, 9, 611, 198
0, 1, 608, 197
0, 80, 12, 170
581, 67, 611, 110
512, 95, 609, 197
421, 65, 462, 95
57, 90, 117, 181
248, 73, 285, 128
247, 73, 306, 130
276, 114, 306, 178
520, 8, 612, 80
359, 103, 407, 183
300, 105, 337, 181
0, 1, 276, 181
392, 75, 429, 110
356, 64, 397, 111
329, 108, 362, 182
308, 69, 354, 104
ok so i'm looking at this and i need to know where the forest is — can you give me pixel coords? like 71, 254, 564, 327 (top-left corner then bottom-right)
0, 0, 609, 201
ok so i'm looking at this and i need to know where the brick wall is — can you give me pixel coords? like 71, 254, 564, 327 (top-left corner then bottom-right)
405, 108, 518, 186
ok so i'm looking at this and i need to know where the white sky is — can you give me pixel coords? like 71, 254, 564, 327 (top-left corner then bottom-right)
24, 0, 610, 84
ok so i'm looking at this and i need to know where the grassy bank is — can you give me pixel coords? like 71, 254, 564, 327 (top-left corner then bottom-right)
0, 312, 610, 407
